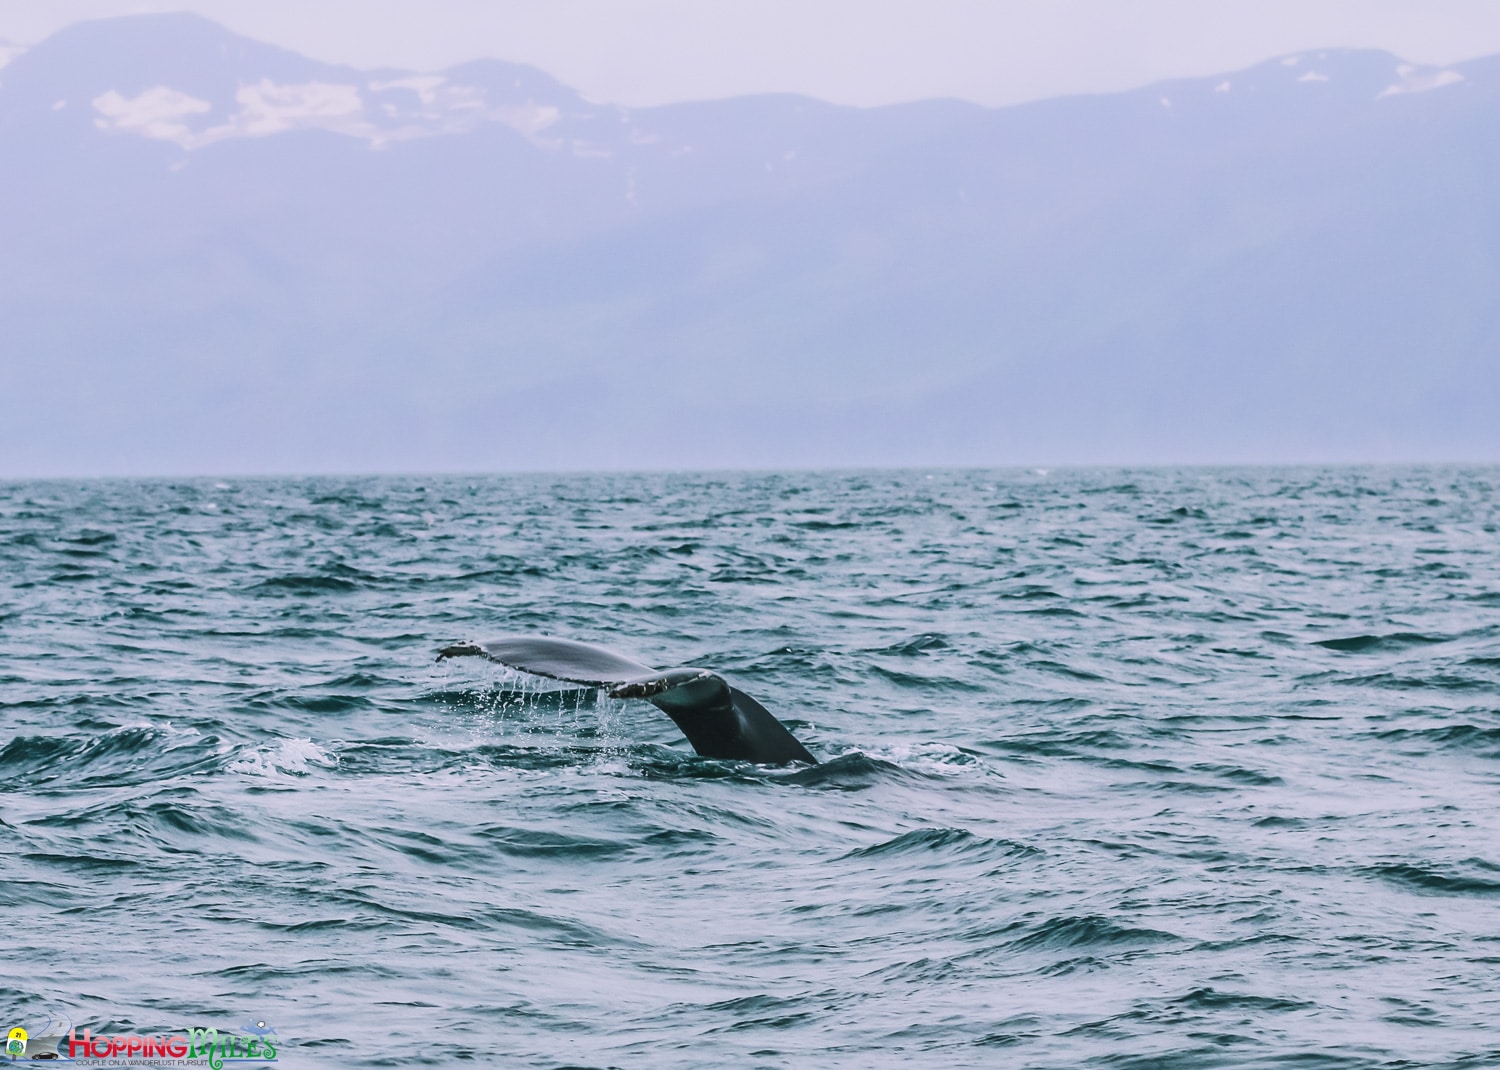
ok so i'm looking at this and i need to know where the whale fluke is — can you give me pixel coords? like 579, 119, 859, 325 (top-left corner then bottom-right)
438, 635, 817, 765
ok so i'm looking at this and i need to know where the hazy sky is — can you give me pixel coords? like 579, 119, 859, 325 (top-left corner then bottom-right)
1, 0, 1498, 107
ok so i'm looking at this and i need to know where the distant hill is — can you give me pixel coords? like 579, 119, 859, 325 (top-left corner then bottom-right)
1, 14, 1496, 475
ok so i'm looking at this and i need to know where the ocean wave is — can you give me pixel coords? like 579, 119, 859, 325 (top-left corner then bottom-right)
7, 468, 1500, 1067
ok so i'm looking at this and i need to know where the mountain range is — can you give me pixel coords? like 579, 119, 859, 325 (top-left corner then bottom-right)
2, 14, 1496, 475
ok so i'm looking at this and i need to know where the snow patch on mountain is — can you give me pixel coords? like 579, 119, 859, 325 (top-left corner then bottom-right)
90, 76, 562, 149
237, 79, 362, 135
1377, 65, 1464, 99
367, 75, 447, 105
93, 85, 211, 141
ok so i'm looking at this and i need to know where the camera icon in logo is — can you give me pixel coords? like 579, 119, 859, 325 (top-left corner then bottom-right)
5, 1027, 26, 1058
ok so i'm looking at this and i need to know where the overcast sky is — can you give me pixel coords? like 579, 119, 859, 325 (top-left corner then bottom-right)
1, 0, 1498, 107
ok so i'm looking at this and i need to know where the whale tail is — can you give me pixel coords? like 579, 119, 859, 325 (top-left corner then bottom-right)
438, 636, 817, 765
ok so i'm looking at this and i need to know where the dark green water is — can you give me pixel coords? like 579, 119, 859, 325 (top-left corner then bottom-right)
3, 468, 1499, 1068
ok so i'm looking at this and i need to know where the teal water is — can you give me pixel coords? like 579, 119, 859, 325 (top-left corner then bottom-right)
3, 468, 1499, 1068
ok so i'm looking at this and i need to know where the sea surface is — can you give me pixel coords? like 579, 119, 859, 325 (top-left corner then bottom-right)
3, 467, 1499, 1069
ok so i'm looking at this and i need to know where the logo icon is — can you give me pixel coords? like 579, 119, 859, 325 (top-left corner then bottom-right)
5, 1027, 25, 1058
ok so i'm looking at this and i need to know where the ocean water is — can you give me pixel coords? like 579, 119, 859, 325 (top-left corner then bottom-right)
3, 467, 1499, 1069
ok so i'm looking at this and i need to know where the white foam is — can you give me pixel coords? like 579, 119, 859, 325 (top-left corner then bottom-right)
1214, 81, 1231, 94
865, 740, 991, 777
115, 720, 201, 745
1298, 71, 1329, 83
229, 737, 338, 777
157, 721, 203, 743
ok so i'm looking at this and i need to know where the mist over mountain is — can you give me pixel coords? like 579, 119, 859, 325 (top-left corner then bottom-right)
1, 14, 1496, 475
